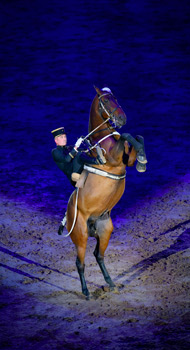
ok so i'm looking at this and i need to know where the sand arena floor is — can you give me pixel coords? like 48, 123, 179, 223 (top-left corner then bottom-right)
1, 175, 190, 349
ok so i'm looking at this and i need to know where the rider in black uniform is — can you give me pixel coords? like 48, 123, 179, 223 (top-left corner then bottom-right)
51, 127, 103, 186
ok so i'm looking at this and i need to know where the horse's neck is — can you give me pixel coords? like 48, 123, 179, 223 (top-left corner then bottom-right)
89, 96, 124, 166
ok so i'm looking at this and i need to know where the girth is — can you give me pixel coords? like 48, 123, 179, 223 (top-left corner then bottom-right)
84, 165, 126, 180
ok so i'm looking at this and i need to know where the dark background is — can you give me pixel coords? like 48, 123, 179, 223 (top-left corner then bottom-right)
0, 0, 190, 219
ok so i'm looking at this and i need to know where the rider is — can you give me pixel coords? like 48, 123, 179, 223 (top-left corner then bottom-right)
51, 127, 105, 186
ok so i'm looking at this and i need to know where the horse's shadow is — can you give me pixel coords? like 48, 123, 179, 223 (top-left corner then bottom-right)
114, 228, 190, 287
1, 225, 189, 297
0, 245, 100, 295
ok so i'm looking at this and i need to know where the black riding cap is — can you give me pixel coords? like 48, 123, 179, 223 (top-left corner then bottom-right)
51, 127, 66, 138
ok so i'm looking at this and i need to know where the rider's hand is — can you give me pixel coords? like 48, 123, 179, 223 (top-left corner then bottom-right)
75, 137, 83, 149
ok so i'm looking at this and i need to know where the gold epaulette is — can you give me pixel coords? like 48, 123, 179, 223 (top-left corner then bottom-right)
69, 152, 74, 158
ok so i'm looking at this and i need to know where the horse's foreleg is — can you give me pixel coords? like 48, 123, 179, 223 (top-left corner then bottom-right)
135, 135, 147, 172
76, 240, 90, 298
69, 210, 89, 298
127, 145, 137, 167
76, 254, 89, 298
121, 133, 147, 164
94, 217, 115, 289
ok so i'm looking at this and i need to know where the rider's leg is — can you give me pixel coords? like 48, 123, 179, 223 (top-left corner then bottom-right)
71, 152, 99, 183
79, 150, 105, 165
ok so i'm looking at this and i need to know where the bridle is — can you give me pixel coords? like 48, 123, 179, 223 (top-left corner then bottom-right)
82, 91, 123, 143
98, 92, 121, 129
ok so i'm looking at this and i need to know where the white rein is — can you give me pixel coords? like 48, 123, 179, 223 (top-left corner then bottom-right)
62, 187, 79, 237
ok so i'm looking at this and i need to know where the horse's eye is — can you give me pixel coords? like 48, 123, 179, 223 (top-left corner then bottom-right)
104, 99, 108, 103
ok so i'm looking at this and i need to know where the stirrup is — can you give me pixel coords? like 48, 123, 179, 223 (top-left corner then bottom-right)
71, 172, 81, 182
96, 145, 106, 164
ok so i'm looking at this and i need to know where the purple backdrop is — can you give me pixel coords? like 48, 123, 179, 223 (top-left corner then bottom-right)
0, 0, 189, 217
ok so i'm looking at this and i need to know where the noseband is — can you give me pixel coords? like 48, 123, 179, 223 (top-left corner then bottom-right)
98, 92, 121, 128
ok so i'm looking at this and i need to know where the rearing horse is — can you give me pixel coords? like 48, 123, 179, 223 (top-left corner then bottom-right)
66, 86, 147, 298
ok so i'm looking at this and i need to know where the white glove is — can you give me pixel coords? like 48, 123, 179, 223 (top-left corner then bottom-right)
75, 137, 83, 149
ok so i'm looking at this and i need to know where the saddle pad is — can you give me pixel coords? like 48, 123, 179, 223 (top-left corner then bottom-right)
75, 170, 88, 188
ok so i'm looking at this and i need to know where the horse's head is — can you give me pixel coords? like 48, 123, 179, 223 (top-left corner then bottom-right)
94, 86, 127, 129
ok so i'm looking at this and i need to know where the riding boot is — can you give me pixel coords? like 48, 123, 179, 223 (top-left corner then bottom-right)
58, 212, 67, 235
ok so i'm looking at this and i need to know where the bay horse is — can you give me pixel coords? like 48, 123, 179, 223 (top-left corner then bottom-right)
66, 86, 147, 298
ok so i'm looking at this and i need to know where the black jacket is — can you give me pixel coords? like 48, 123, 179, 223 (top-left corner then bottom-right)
52, 145, 98, 185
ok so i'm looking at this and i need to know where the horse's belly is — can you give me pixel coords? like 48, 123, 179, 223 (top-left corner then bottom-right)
79, 176, 125, 216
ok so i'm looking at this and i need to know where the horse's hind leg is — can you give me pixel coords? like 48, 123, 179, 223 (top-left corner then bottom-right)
93, 216, 115, 289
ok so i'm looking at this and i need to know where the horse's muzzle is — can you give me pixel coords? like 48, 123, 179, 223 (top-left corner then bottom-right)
116, 114, 127, 128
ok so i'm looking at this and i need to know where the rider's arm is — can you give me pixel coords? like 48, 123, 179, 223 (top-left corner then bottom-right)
63, 137, 84, 162
65, 147, 78, 162
52, 147, 77, 164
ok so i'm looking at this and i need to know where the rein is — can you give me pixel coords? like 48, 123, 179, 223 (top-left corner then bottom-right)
83, 131, 120, 153
62, 188, 79, 237
83, 116, 111, 142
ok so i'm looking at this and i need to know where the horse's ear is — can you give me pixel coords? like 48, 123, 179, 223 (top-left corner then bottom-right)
93, 85, 102, 97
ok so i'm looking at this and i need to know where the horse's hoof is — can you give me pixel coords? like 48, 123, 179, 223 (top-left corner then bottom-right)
136, 146, 147, 164
111, 286, 119, 294
58, 224, 64, 235
103, 285, 118, 293
109, 284, 116, 291
137, 153, 147, 164
82, 288, 90, 300
136, 162, 146, 173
